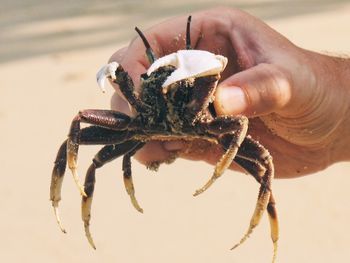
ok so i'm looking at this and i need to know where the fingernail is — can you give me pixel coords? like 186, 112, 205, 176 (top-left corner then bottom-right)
163, 141, 185, 151
216, 85, 247, 115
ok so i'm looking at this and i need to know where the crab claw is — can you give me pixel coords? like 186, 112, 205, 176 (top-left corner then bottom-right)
215, 54, 228, 70
147, 53, 178, 76
96, 62, 119, 92
147, 50, 228, 89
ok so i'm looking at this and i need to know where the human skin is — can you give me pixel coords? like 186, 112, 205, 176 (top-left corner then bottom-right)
109, 7, 350, 178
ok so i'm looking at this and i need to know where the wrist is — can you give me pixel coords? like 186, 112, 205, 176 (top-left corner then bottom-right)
330, 56, 350, 162
308, 51, 350, 162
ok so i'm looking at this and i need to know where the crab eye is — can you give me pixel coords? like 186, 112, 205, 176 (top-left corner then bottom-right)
208, 103, 217, 118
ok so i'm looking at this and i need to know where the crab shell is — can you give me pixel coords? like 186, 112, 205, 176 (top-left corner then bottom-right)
96, 50, 228, 92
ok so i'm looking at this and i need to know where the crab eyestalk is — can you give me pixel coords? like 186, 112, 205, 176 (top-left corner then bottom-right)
135, 26, 157, 64
186, 15, 192, 50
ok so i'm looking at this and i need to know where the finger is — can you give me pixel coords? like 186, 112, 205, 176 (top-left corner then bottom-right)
165, 139, 247, 174
214, 63, 292, 117
164, 139, 222, 166
109, 47, 141, 115
108, 46, 131, 98
134, 141, 175, 165
110, 92, 132, 115
109, 46, 128, 63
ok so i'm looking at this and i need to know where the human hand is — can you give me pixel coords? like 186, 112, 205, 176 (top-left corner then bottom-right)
109, 7, 350, 178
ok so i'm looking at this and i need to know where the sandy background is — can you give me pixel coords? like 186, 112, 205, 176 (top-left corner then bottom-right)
1, 0, 350, 262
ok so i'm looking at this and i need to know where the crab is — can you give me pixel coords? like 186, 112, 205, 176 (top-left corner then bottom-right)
50, 16, 279, 262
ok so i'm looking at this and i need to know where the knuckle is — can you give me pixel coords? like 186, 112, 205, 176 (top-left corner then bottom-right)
258, 63, 292, 109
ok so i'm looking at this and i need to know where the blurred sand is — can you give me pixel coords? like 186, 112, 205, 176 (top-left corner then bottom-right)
0, 1, 350, 262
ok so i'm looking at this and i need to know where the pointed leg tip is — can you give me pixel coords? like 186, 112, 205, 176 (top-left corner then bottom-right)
230, 244, 239, 250
193, 188, 204, 197
52, 203, 67, 234
129, 195, 144, 213
134, 206, 144, 213
87, 238, 97, 250
87, 237, 97, 250
193, 178, 217, 197
58, 226, 67, 234
193, 191, 200, 197
89, 242, 97, 250
57, 220, 67, 234
272, 242, 278, 263
230, 232, 251, 251
132, 201, 144, 213
84, 224, 97, 250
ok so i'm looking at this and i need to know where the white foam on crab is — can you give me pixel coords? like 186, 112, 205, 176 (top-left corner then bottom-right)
147, 50, 228, 88
96, 61, 119, 92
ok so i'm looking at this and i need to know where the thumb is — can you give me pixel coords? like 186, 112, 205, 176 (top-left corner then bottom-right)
214, 63, 292, 117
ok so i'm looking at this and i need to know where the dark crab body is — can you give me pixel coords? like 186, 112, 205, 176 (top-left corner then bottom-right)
50, 16, 279, 263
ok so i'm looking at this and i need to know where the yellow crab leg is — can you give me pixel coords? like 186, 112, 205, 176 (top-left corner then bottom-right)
50, 140, 68, 233
193, 117, 248, 196
267, 193, 279, 263
82, 164, 97, 249
67, 139, 87, 197
231, 154, 274, 252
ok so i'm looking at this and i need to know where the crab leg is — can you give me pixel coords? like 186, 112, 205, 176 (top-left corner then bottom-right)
122, 142, 146, 213
97, 62, 150, 114
50, 125, 136, 233
193, 116, 248, 196
82, 141, 144, 249
235, 154, 278, 263
185, 75, 219, 123
267, 194, 278, 263
82, 164, 96, 249
67, 110, 132, 197
230, 136, 277, 262
50, 140, 68, 233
